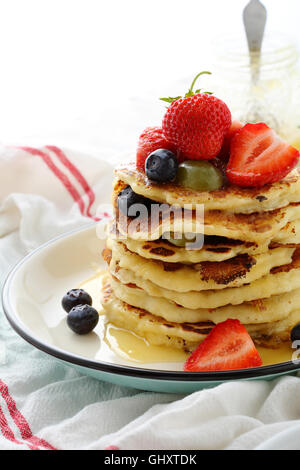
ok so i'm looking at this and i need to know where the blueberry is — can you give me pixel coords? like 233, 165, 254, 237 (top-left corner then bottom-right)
67, 304, 99, 335
145, 149, 178, 183
291, 323, 300, 345
62, 289, 92, 313
118, 186, 152, 217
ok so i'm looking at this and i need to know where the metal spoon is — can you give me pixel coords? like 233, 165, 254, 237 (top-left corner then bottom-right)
242, 0, 279, 128
243, 0, 267, 85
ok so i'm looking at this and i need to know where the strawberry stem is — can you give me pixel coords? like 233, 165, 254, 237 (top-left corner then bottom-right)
188, 71, 211, 94
160, 71, 212, 105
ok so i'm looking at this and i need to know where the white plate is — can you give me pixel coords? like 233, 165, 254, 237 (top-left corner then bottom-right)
2, 225, 300, 393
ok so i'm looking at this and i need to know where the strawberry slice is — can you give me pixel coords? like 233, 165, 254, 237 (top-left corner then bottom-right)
226, 123, 299, 187
184, 319, 262, 372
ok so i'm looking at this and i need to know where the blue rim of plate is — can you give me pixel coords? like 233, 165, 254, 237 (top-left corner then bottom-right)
2, 224, 300, 382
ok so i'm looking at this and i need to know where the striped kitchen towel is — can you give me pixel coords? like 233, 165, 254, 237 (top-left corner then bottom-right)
1, 145, 300, 451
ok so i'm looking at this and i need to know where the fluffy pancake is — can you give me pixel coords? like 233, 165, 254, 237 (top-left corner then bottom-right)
108, 239, 295, 292
247, 308, 300, 346
114, 162, 300, 214
271, 219, 300, 245
102, 277, 300, 350
120, 235, 263, 263
108, 247, 300, 308
112, 184, 300, 243
101, 275, 207, 352
102, 162, 300, 353
110, 275, 300, 325
110, 219, 300, 262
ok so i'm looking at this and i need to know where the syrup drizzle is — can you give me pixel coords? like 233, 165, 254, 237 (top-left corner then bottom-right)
79, 273, 294, 367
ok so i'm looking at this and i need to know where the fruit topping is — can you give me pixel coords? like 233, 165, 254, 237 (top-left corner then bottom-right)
176, 160, 224, 191
118, 186, 152, 216
62, 289, 92, 313
145, 149, 178, 182
136, 126, 177, 171
218, 120, 243, 162
67, 304, 99, 335
184, 319, 262, 372
226, 123, 299, 187
210, 156, 228, 176
161, 72, 231, 161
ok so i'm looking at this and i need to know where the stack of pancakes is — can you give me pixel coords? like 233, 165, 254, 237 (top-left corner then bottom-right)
101, 162, 300, 352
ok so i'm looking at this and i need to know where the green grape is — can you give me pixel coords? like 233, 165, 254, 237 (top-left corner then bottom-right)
176, 160, 224, 191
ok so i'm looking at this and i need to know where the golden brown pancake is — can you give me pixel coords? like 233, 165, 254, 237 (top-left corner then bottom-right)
107, 239, 295, 292
101, 276, 300, 350
106, 247, 300, 309
115, 162, 300, 214
100, 162, 300, 352
109, 275, 300, 326
112, 182, 300, 243
101, 276, 209, 352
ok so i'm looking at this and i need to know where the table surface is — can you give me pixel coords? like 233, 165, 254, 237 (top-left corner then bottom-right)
1, 0, 300, 163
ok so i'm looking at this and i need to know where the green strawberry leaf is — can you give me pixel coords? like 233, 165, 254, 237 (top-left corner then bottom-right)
160, 71, 212, 105
160, 96, 181, 103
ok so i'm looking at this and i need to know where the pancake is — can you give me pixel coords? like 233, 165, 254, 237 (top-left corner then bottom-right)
120, 235, 264, 263
108, 247, 300, 309
114, 162, 300, 214
101, 276, 207, 352
102, 277, 300, 350
271, 219, 300, 245
110, 276, 300, 325
247, 308, 300, 346
110, 219, 300, 262
107, 239, 295, 292
101, 161, 300, 354
112, 184, 300, 243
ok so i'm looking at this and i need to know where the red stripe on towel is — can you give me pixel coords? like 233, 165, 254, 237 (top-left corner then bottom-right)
0, 380, 56, 450
0, 402, 39, 449
20, 146, 86, 216
46, 145, 97, 219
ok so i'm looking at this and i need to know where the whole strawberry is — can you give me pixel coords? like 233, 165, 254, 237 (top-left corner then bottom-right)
162, 72, 232, 161
136, 126, 178, 171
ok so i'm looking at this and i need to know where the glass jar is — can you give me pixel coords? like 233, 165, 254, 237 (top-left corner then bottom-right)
206, 33, 300, 149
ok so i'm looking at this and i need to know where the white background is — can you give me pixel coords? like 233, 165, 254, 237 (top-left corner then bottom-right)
0, 0, 300, 161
